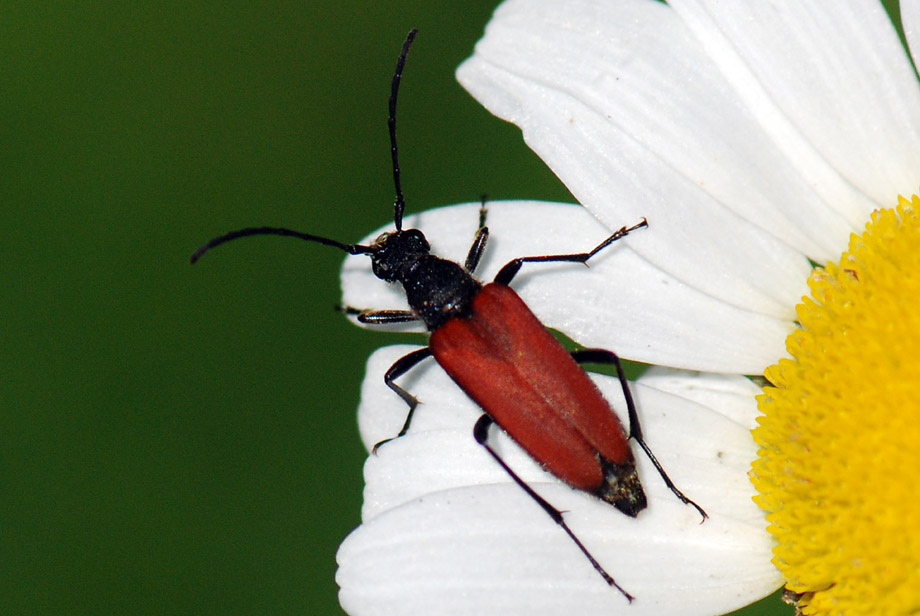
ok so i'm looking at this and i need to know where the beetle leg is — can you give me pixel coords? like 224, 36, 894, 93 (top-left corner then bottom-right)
373, 347, 434, 452
464, 226, 489, 274
493, 218, 647, 286
472, 414, 634, 601
338, 305, 419, 324
570, 349, 708, 521
463, 196, 490, 274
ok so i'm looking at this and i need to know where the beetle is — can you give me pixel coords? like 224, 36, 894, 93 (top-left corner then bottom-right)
191, 29, 706, 602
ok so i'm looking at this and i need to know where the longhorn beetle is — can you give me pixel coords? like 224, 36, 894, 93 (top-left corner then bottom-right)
191, 29, 706, 602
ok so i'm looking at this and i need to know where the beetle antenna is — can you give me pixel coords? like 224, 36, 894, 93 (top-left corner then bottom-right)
389, 28, 418, 232
189, 226, 370, 264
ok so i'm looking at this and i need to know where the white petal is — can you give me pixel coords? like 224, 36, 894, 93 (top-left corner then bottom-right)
458, 0, 920, 267
341, 202, 796, 373
457, 0, 817, 313
905, 0, 920, 79
638, 366, 763, 430
670, 0, 920, 208
337, 346, 780, 615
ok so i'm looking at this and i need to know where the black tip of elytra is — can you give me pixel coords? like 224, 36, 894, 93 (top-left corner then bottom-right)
612, 491, 647, 517
597, 455, 648, 517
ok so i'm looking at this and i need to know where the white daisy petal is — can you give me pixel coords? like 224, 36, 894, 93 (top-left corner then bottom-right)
457, 0, 920, 263
669, 0, 920, 208
456, 0, 817, 315
637, 367, 763, 430
905, 0, 920, 71
337, 346, 780, 615
337, 1, 920, 611
341, 202, 795, 373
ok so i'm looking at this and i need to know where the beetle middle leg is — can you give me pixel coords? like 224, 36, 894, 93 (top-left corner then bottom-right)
570, 348, 708, 521
372, 347, 433, 452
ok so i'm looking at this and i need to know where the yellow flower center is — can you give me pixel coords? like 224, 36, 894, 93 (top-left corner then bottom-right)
750, 194, 920, 616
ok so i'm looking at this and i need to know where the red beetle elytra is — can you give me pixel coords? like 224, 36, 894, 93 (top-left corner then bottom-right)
192, 29, 706, 602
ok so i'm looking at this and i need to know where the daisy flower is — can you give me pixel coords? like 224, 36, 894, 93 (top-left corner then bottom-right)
336, 1, 920, 615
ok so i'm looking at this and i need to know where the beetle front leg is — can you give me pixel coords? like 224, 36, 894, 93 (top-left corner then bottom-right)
339, 305, 419, 325
463, 196, 490, 274
494, 218, 647, 286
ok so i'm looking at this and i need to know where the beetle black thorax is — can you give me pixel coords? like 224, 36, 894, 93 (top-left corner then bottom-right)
368, 228, 483, 331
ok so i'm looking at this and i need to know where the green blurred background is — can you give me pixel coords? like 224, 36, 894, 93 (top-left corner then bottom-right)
1, 1, 901, 614
2, 2, 571, 614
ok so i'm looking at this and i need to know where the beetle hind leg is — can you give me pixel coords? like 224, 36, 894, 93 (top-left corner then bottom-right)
570, 349, 708, 521
472, 414, 634, 602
